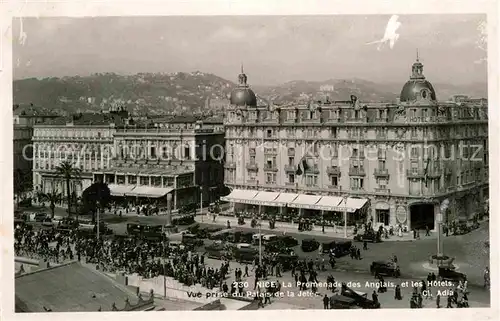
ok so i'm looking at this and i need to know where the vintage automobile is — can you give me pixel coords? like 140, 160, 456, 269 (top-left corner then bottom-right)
354, 230, 382, 243
126, 223, 163, 239
341, 284, 381, 309
301, 238, 320, 253
232, 231, 254, 244
262, 234, 278, 243
204, 243, 231, 260
276, 235, 299, 248
182, 233, 204, 248
172, 214, 195, 226
232, 246, 259, 263
370, 261, 401, 277
59, 217, 79, 230
322, 240, 352, 257
438, 267, 467, 283
329, 295, 362, 309
265, 240, 293, 255
274, 253, 299, 271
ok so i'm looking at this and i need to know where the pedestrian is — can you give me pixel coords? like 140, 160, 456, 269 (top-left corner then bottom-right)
446, 294, 453, 308
372, 290, 379, 305
394, 285, 402, 300
436, 293, 441, 308
363, 241, 368, 250
244, 265, 249, 277
356, 248, 361, 260
323, 294, 329, 309
425, 225, 430, 236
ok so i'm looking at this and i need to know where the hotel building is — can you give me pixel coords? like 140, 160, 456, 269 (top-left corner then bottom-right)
32, 111, 125, 197
93, 116, 225, 211
222, 60, 488, 231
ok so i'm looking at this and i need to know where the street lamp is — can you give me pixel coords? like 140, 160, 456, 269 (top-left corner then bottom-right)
199, 186, 203, 222
342, 195, 348, 239
258, 204, 262, 266
437, 199, 449, 258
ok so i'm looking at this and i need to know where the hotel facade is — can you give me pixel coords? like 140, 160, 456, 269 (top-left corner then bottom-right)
222, 60, 489, 231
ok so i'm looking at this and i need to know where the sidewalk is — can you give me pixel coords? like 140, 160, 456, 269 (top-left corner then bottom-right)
195, 214, 423, 242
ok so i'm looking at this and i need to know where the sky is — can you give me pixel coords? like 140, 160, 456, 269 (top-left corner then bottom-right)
12, 15, 487, 86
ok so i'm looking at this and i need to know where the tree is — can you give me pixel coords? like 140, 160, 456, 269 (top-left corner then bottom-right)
81, 182, 111, 224
38, 191, 62, 218
55, 161, 82, 217
14, 169, 32, 207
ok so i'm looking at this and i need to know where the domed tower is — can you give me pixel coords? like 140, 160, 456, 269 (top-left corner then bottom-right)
229, 65, 257, 107
400, 51, 437, 102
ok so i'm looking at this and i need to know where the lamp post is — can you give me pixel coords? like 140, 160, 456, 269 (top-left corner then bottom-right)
258, 204, 262, 266
199, 186, 203, 222
437, 199, 449, 258
342, 195, 348, 239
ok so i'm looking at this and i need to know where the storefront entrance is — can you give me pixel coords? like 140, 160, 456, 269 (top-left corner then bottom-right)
376, 209, 390, 226
410, 203, 435, 230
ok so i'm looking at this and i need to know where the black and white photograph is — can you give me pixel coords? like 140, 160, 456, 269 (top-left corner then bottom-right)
1, 0, 497, 318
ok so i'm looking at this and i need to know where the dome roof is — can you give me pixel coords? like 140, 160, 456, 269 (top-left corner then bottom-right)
399, 56, 437, 102
229, 65, 257, 107
230, 87, 257, 106
400, 79, 436, 102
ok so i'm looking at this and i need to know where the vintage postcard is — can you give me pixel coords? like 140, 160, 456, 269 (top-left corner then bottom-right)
0, 0, 497, 321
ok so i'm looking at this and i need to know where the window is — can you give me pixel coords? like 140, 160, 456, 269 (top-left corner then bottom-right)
354, 110, 359, 119
411, 162, 419, 173
378, 148, 386, 159
249, 148, 255, 155
411, 127, 417, 138
287, 110, 295, 120
330, 176, 338, 187
288, 174, 295, 184
266, 173, 276, 184
330, 127, 337, 138
350, 178, 364, 190
411, 109, 417, 117
411, 147, 419, 158
352, 148, 359, 158
140, 176, 149, 185
266, 129, 273, 138
128, 175, 137, 185
378, 109, 385, 119
378, 160, 386, 170
422, 127, 428, 138
377, 178, 387, 188
305, 174, 318, 186
288, 157, 294, 166
184, 145, 190, 159
250, 155, 256, 164
422, 109, 428, 118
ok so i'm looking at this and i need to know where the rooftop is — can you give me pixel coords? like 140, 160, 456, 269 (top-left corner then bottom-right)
15, 261, 149, 312
96, 165, 194, 176
35, 112, 127, 126
13, 104, 60, 117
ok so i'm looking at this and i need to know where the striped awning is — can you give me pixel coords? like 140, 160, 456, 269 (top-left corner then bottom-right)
108, 184, 135, 197
128, 186, 173, 198
220, 189, 259, 204
288, 194, 322, 210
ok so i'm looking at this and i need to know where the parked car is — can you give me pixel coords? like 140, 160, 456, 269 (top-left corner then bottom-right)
277, 235, 299, 248
232, 246, 258, 263
370, 261, 400, 277
34, 213, 48, 222
438, 267, 467, 283
322, 240, 352, 257
329, 295, 362, 309
354, 231, 382, 243
301, 238, 320, 252
341, 284, 381, 309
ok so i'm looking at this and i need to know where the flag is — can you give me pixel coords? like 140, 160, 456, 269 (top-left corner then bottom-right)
296, 157, 309, 176
424, 158, 430, 187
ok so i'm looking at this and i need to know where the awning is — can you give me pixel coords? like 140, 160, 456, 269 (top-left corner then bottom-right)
288, 194, 322, 210
220, 189, 259, 204
273, 193, 299, 206
128, 186, 173, 198
315, 195, 343, 211
374, 202, 390, 210
249, 191, 280, 206
107, 184, 135, 197
338, 197, 369, 213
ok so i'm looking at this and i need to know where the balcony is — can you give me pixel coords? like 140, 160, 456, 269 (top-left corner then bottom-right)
326, 166, 341, 175
374, 187, 390, 194
406, 169, 425, 178
264, 164, 278, 172
374, 168, 389, 178
246, 163, 259, 171
305, 165, 320, 174
349, 167, 366, 176
284, 164, 296, 173
224, 162, 236, 169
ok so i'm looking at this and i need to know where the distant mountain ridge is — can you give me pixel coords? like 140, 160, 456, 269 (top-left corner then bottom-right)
13, 72, 487, 116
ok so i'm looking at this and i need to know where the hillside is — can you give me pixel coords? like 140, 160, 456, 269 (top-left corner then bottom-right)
13, 73, 487, 116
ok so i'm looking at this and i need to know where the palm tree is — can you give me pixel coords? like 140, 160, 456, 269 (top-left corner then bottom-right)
82, 182, 111, 224
38, 191, 62, 218
55, 161, 82, 217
